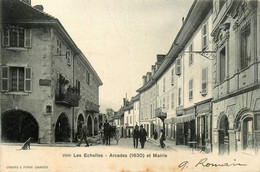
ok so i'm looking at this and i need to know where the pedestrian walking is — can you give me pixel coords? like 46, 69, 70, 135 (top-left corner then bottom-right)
104, 120, 111, 145
133, 125, 139, 148
139, 125, 147, 149
154, 130, 158, 140
76, 122, 89, 147
160, 129, 166, 148
115, 128, 120, 145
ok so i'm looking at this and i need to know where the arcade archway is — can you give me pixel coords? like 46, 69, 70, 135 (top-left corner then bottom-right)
87, 116, 93, 136
1, 110, 39, 143
55, 113, 70, 142
218, 114, 229, 155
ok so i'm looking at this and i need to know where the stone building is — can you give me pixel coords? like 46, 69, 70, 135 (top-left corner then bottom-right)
1, 0, 102, 144
211, 0, 260, 155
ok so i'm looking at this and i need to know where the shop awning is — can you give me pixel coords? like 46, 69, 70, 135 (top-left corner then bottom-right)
172, 114, 195, 124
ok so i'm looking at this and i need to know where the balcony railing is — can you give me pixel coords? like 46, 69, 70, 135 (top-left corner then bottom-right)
55, 89, 80, 107
85, 101, 100, 113
155, 107, 167, 118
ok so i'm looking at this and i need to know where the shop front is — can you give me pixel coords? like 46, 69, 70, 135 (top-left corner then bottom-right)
173, 107, 195, 146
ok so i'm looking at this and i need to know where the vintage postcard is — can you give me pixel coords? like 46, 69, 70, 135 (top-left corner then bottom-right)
0, 0, 260, 171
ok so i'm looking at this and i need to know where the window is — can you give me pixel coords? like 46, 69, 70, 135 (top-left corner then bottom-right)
57, 40, 62, 55
86, 72, 90, 85
46, 105, 52, 113
213, 0, 225, 19
2, 28, 31, 48
171, 93, 174, 109
128, 110, 130, 114
178, 88, 181, 106
201, 67, 208, 95
66, 50, 71, 66
163, 78, 166, 92
189, 43, 193, 65
163, 97, 165, 109
219, 47, 226, 83
202, 23, 208, 50
171, 69, 174, 86
76, 80, 80, 95
189, 79, 193, 100
240, 25, 251, 70
176, 58, 181, 75
1, 66, 32, 92
157, 84, 159, 96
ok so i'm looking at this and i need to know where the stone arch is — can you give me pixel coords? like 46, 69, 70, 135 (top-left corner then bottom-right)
55, 113, 70, 142
94, 116, 99, 135
217, 113, 229, 155
234, 109, 254, 151
1, 109, 39, 143
86, 114, 94, 136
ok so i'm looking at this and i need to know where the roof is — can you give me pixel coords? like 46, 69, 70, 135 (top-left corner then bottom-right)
137, 0, 212, 93
113, 111, 124, 119
3, 0, 102, 86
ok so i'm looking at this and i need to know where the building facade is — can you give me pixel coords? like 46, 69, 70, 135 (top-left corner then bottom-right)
1, 0, 102, 144
211, 0, 260, 155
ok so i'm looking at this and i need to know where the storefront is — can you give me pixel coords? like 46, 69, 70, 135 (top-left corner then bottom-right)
173, 107, 196, 145
195, 99, 212, 152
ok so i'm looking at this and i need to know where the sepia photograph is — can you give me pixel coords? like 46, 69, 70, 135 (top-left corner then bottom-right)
0, 0, 260, 171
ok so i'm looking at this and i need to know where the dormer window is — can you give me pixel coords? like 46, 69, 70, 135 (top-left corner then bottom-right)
2, 27, 31, 48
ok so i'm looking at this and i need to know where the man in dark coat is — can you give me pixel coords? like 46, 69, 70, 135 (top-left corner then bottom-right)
104, 120, 111, 145
133, 125, 139, 148
160, 129, 166, 148
154, 130, 158, 140
139, 125, 147, 149
76, 122, 89, 147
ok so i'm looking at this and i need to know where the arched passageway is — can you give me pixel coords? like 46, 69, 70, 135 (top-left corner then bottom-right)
218, 114, 229, 155
87, 116, 92, 136
1, 110, 39, 143
55, 113, 70, 142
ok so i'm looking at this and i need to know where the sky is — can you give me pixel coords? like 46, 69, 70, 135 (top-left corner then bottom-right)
31, 0, 194, 113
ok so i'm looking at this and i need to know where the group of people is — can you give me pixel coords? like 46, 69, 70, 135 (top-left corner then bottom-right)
132, 124, 147, 149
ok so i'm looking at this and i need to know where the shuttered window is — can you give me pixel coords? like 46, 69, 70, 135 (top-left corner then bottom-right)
189, 43, 193, 65
25, 67, 32, 92
189, 79, 193, 100
201, 67, 208, 95
202, 23, 208, 50
176, 58, 181, 75
24, 29, 31, 48
2, 67, 9, 91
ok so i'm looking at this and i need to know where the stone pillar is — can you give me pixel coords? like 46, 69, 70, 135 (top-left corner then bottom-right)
212, 129, 219, 155
228, 129, 236, 153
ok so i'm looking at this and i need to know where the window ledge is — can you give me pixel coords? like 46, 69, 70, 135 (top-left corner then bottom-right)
4, 92, 29, 95
5, 47, 28, 51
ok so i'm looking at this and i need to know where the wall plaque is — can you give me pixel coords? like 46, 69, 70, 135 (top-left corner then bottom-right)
39, 79, 51, 86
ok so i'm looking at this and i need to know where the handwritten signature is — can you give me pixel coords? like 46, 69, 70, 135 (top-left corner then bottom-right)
178, 158, 247, 171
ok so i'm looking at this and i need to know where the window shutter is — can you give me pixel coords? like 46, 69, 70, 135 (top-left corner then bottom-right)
201, 67, 208, 95
24, 29, 31, 47
66, 50, 71, 65
2, 30, 10, 46
176, 58, 181, 75
171, 69, 174, 85
189, 80, 193, 99
2, 66, 9, 91
25, 67, 32, 92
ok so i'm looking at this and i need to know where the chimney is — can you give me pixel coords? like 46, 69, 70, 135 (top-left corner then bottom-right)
142, 75, 147, 86
146, 72, 152, 82
34, 5, 44, 12
123, 98, 126, 107
157, 54, 166, 63
21, 0, 31, 5
151, 65, 155, 75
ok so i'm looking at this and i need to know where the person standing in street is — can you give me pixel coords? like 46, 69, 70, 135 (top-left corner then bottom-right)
133, 125, 139, 148
139, 125, 147, 149
115, 128, 120, 145
160, 129, 166, 148
76, 122, 89, 147
154, 129, 158, 140
104, 120, 111, 145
